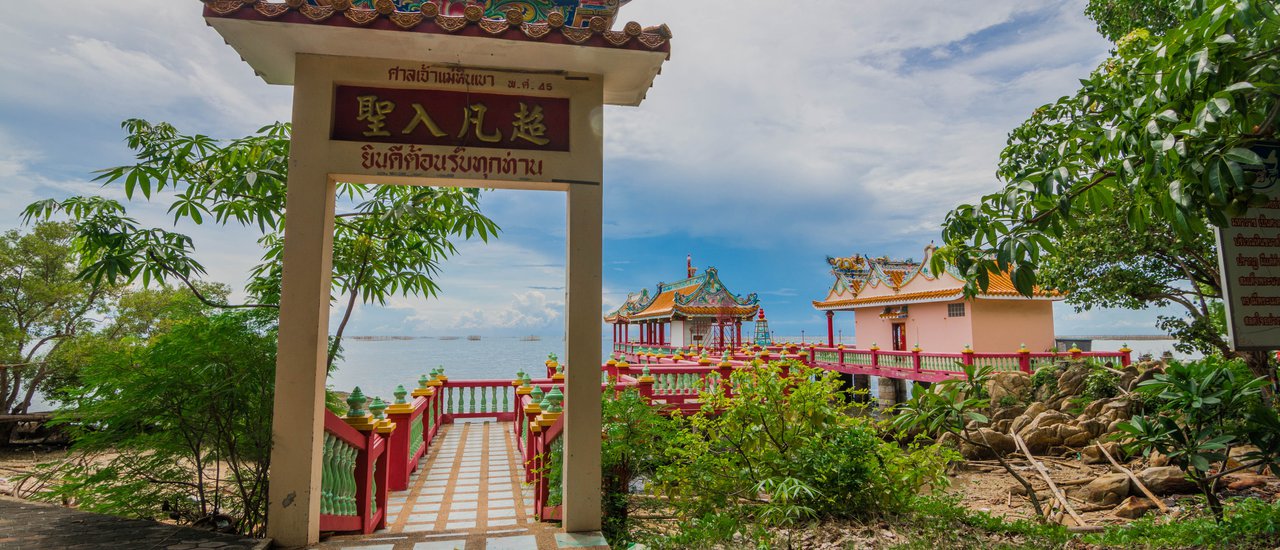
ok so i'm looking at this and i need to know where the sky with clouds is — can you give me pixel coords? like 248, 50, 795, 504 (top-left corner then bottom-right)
0, 0, 1186, 341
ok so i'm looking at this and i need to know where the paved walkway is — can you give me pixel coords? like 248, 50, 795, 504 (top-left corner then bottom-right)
0, 495, 267, 550
317, 420, 608, 550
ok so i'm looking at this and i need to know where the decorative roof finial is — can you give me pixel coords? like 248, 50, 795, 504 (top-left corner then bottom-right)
687, 254, 695, 278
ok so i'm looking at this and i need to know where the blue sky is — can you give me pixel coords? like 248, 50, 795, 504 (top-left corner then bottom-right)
0, 0, 1184, 341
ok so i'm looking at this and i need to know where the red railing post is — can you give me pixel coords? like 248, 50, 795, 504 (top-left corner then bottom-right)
911, 346, 922, 374
870, 345, 880, 368
637, 368, 655, 403
962, 345, 975, 367
1069, 345, 1083, 361
718, 362, 734, 398
1119, 344, 1133, 367
837, 345, 845, 367
1018, 344, 1032, 373
385, 385, 419, 492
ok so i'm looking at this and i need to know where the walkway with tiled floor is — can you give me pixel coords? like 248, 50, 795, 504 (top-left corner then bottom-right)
317, 420, 608, 550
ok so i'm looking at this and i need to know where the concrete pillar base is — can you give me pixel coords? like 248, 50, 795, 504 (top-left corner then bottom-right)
853, 374, 871, 403
877, 377, 898, 409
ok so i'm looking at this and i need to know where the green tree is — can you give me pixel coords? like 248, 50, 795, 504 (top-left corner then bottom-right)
1036, 191, 1229, 357
23, 119, 500, 369
934, 0, 1279, 377
24, 310, 277, 536
0, 222, 112, 442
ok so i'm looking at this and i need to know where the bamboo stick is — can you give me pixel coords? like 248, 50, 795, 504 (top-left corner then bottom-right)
1096, 443, 1169, 513
1013, 431, 1090, 528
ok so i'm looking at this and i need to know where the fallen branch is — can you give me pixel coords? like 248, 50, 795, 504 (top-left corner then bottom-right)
1013, 431, 1090, 528
1096, 443, 1169, 513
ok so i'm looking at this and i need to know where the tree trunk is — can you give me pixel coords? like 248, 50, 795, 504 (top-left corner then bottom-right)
1241, 351, 1276, 400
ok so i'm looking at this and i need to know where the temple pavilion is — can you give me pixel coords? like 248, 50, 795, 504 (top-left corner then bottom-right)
812, 244, 1063, 353
606, 257, 760, 349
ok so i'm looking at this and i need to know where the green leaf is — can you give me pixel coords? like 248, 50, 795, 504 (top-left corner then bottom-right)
1224, 147, 1264, 166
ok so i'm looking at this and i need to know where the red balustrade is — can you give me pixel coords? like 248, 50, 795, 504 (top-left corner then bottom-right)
320, 410, 389, 535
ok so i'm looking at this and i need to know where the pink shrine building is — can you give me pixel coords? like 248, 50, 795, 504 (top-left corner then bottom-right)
812, 245, 1063, 353
606, 257, 760, 349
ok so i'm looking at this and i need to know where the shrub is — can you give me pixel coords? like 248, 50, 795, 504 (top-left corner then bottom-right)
20, 311, 276, 536
1030, 365, 1058, 394
1116, 356, 1277, 522
1081, 497, 1280, 549
1084, 367, 1120, 400
641, 361, 949, 547
600, 388, 682, 545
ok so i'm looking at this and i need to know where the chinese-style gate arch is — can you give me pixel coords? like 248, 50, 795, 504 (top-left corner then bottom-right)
201, 1, 671, 546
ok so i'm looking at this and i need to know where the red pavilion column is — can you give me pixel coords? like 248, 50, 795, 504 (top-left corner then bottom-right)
658, 323, 665, 346
735, 321, 742, 348
826, 311, 835, 346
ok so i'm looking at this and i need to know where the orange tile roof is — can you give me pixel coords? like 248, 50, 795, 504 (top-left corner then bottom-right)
629, 286, 697, 319
813, 288, 963, 309
812, 272, 1060, 309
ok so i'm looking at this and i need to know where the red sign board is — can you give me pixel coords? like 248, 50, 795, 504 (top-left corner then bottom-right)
333, 85, 570, 152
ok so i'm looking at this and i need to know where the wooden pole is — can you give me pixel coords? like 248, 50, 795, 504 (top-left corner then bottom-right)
1012, 432, 1089, 528
1096, 443, 1169, 513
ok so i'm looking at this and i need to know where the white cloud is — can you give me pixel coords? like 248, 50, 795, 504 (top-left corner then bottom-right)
370, 240, 566, 334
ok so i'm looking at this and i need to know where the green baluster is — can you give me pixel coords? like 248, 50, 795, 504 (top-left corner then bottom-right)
502, 386, 509, 412
321, 434, 333, 515
481, 385, 489, 412
469, 386, 477, 413
371, 460, 378, 518
447, 386, 454, 414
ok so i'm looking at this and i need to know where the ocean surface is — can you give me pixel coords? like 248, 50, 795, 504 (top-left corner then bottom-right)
328, 336, 571, 402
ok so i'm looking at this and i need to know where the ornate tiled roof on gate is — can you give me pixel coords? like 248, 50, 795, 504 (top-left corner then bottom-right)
203, 0, 672, 54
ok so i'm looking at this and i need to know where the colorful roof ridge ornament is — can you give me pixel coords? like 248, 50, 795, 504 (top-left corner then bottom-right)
813, 244, 1063, 310
202, 0, 671, 54
604, 263, 760, 323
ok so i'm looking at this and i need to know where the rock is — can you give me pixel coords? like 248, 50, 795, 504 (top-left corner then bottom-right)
1017, 410, 1073, 453
991, 419, 1013, 434
1082, 441, 1126, 465
987, 372, 1032, 407
1061, 427, 1094, 448
991, 406, 1023, 422
1149, 452, 1170, 467
938, 431, 960, 449
1226, 474, 1270, 491
1011, 402, 1048, 434
1082, 473, 1131, 506
1113, 496, 1157, 519
1097, 399, 1133, 423
1117, 366, 1140, 392
1227, 445, 1262, 470
1057, 364, 1092, 396
1079, 418, 1108, 438
1137, 466, 1197, 495
959, 428, 1016, 459
1128, 365, 1164, 391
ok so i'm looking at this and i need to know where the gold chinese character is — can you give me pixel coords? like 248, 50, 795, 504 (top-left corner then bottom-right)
511, 102, 550, 146
403, 104, 447, 138
458, 104, 502, 143
357, 95, 395, 137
